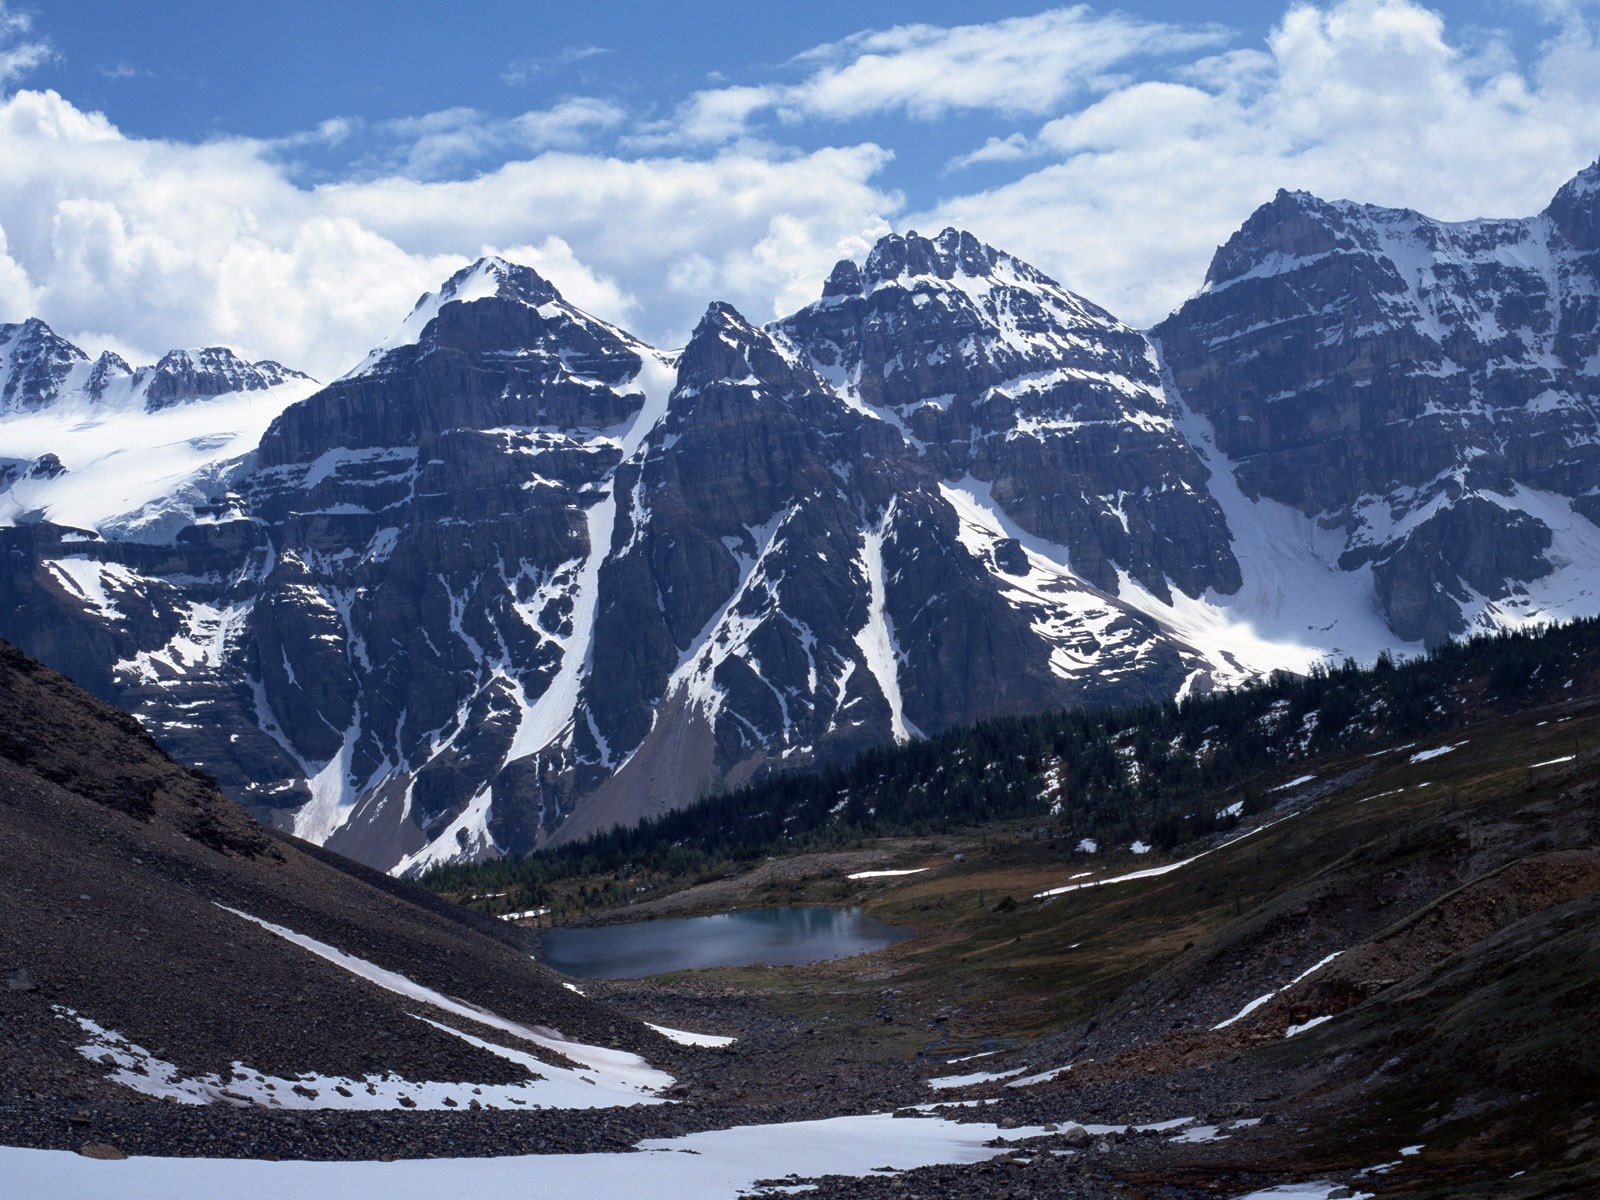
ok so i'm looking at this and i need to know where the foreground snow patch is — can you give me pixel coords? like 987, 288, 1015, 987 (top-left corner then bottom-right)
0, 1111, 1052, 1200
57, 1008, 633, 1112
646, 1023, 737, 1048
215, 906, 672, 1102
927, 1066, 1027, 1089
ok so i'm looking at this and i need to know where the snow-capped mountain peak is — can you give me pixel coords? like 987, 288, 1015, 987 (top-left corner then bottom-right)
1545, 156, 1600, 251
0, 318, 91, 414
348, 255, 574, 378
0, 323, 320, 537
7, 164, 1600, 875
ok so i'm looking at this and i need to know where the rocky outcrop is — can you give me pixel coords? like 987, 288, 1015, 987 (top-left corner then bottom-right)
776, 228, 1240, 602
0, 318, 88, 413
137, 347, 310, 412
1155, 160, 1600, 643
0, 240, 1227, 869
0, 322, 306, 415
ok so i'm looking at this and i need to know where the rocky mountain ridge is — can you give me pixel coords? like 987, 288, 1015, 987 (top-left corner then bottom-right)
1155, 162, 1600, 644
1, 162, 1598, 872
0, 320, 309, 416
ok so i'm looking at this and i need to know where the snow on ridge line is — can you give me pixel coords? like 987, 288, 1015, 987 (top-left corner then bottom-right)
847, 867, 930, 880
214, 905, 673, 1097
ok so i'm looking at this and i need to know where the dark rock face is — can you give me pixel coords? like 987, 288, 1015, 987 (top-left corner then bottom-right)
0, 245, 1220, 870
568, 300, 1174, 841
775, 229, 1241, 602
0, 322, 304, 415
0, 318, 88, 413
1155, 160, 1600, 643
137, 348, 310, 412
6, 161, 1600, 872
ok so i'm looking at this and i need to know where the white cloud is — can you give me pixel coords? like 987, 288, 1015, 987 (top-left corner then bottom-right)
0, 89, 897, 375
643, 86, 772, 147
0, 0, 1595, 383
371, 99, 627, 179
322, 144, 899, 344
652, 7, 1229, 145
0, 1, 51, 87
945, 133, 1037, 172
917, 0, 1600, 327
782, 8, 1226, 121
501, 45, 610, 87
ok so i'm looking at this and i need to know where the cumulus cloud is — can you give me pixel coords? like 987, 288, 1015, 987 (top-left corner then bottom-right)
322, 143, 899, 338
0, 90, 463, 374
918, 0, 1600, 326
0, 0, 1595, 381
0, 89, 896, 376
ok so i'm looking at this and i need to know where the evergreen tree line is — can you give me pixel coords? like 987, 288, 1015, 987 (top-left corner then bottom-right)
422, 616, 1600, 897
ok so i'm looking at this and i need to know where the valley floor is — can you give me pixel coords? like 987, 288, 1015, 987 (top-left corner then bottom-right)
9, 695, 1600, 1198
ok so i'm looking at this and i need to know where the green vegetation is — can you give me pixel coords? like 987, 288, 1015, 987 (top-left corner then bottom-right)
423, 617, 1600, 904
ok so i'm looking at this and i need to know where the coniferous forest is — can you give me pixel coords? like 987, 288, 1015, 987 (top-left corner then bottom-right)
423, 617, 1600, 899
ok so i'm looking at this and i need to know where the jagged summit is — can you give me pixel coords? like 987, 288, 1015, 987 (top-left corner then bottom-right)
818, 227, 1058, 300
84, 350, 133, 400
863, 227, 1003, 288
1545, 156, 1600, 250
137, 347, 313, 412
1198, 188, 1362, 291
0, 318, 90, 413
8, 160, 1600, 873
1157, 158, 1600, 644
434, 254, 564, 310
346, 255, 633, 383
675, 300, 817, 397
0, 318, 314, 416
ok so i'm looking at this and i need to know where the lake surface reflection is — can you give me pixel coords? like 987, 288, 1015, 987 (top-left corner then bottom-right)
539, 906, 914, 979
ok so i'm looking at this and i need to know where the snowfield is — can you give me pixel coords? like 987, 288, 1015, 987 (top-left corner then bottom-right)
0, 1112, 1053, 1200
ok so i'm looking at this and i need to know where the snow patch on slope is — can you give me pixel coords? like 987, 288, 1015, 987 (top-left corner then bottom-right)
58, 1007, 636, 1112
217, 906, 672, 1101
855, 499, 919, 743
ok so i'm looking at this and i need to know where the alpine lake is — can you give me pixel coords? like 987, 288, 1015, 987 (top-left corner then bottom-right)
538, 906, 914, 979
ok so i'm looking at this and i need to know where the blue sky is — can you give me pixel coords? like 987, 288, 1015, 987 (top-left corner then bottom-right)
2, 1, 1597, 376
